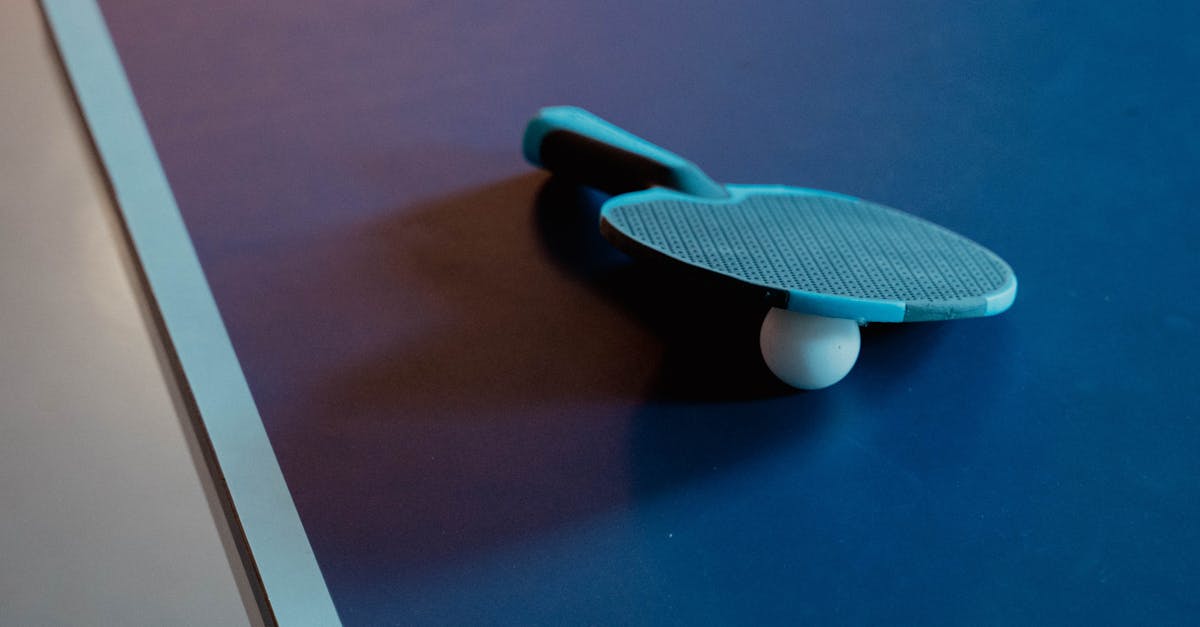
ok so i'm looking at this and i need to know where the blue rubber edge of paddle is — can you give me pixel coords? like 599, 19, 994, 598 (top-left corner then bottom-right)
602, 185, 1017, 324
984, 274, 1018, 315
39, 2, 342, 625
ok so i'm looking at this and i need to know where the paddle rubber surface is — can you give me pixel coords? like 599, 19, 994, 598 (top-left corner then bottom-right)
602, 185, 1016, 322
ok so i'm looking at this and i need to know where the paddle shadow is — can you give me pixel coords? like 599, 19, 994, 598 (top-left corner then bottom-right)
291, 168, 946, 580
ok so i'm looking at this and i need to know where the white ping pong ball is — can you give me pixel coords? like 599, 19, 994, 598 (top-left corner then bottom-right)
759, 308, 861, 390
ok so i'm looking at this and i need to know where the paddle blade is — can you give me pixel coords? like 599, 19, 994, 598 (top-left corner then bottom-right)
600, 185, 1016, 323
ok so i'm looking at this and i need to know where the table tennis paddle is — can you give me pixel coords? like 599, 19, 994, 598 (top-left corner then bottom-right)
523, 106, 1016, 389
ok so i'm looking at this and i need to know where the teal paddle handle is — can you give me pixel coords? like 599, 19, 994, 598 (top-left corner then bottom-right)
523, 106, 728, 199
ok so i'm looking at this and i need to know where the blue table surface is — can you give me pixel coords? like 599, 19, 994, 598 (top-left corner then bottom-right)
100, 1, 1197, 624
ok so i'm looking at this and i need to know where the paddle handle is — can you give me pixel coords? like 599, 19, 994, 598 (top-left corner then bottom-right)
522, 106, 728, 199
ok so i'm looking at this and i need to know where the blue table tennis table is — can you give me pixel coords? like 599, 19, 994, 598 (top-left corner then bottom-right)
44, 1, 1199, 624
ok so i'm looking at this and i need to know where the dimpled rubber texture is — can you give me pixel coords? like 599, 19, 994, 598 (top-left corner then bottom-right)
601, 187, 1014, 322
